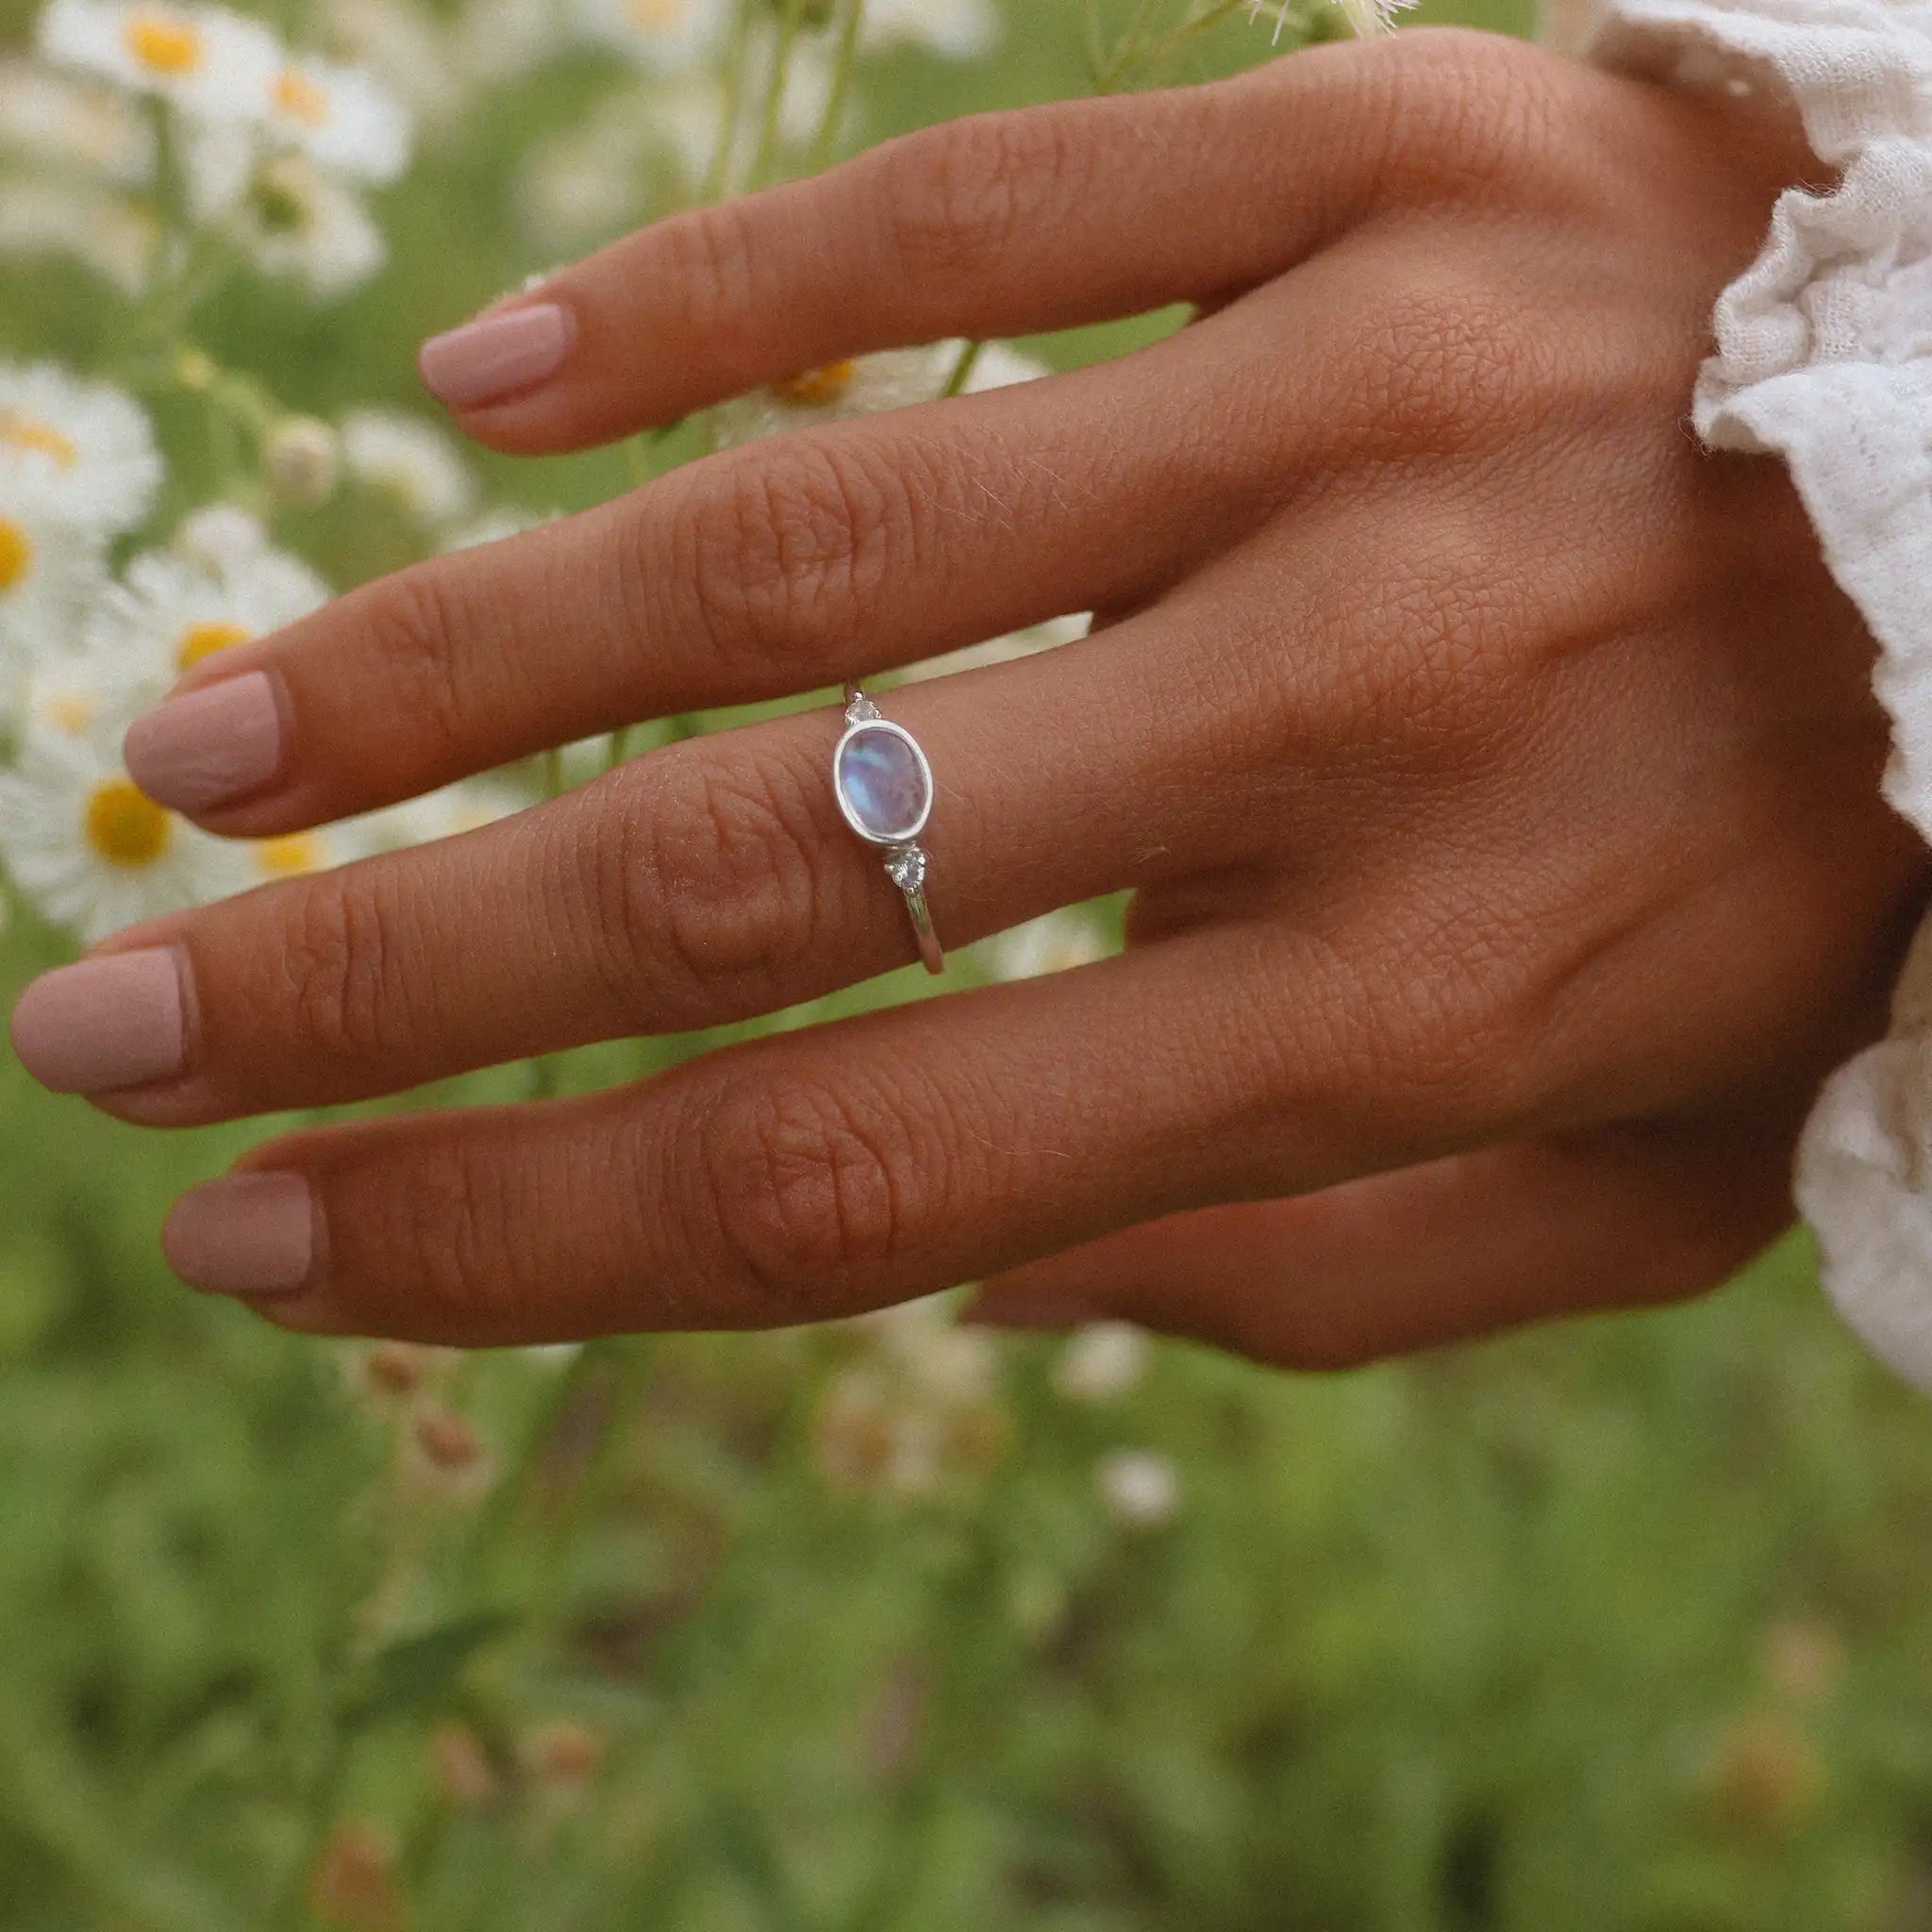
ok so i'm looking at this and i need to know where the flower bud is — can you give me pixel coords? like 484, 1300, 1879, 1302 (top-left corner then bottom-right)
1096, 1449, 1180, 1530
310, 1820, 405, 1930
428, 1722, 498, 1811
265, 414, 341, 507
412, 1407, 483, 1474
521, 1719, 602, 1790
363, 1341, 430, 1399
1053, 1323, 1150, 1404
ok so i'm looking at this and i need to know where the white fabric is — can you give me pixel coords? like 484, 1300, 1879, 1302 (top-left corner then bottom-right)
1586, 0, 1932, 1387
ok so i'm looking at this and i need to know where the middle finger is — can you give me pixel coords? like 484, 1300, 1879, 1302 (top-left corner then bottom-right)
125, 316, 1291, 835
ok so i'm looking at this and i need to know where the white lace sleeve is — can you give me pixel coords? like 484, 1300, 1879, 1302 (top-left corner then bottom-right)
1583, 0, 1932, 1387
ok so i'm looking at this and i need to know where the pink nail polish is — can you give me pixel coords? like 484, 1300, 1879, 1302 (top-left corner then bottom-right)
124, 672, 283, 815
419, 303, 575, 410
10, 949, 187, 1094
164, 1173, 316, 1298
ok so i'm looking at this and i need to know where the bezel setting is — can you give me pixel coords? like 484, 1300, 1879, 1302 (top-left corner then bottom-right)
832, 717, 935, 847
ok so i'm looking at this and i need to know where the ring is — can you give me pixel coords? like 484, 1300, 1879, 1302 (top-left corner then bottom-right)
832, 684, 944, 975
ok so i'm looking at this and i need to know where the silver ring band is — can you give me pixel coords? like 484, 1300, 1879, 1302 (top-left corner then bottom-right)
832, 684, 944, 976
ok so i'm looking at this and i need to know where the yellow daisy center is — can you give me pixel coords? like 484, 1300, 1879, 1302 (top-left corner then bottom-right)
0, 516, 33, 594
124, 11, 204, 75
175, 619, 252, 672
0, 412, 78, 467
255, 832, 325, 876
772, 361, 857, 408
42, 691, 96, 735
85, 778, 173, 868
625, 0, 686, 30
273, 67, 330, 127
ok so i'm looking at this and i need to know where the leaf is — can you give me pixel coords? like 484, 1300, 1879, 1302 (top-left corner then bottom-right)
336, 1612, 513, 1732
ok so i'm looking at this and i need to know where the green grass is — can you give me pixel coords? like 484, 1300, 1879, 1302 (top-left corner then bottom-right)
7, 1, 1932, 1927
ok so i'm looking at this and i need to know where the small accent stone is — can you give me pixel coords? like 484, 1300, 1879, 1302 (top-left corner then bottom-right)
838, 725, 929, 842
885, 845, 926, 892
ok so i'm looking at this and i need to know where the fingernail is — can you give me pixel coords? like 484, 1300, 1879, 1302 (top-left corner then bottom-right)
124, 672, 283, 814
419, 303, 575, 410
10, 948, 187, 1094
164, 1172, 316, 1298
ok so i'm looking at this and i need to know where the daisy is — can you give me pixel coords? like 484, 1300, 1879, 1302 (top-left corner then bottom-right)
84, 542, 327, 702
0, 468, 105, 662
234, 150, 384, 293
13, 641, 150, 752
860, 0, 1002, 60
570, 0, 728, 74
708, 339, 1048, 447
186, 126, 384, 293
0, 58, 154, 182
259, 54, 410, 185
0, 731, 248, 941
37, 0, 281, 122
341, 409, 476, 524
0, 361, 161, 537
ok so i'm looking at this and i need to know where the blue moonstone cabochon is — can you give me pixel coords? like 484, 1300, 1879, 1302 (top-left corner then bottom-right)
836, 724, 931, 843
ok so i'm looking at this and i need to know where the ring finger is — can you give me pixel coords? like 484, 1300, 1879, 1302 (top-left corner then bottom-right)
14, 604, 1295, 1124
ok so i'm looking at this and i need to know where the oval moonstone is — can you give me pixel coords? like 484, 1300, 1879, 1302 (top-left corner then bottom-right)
837, 724, 930, 842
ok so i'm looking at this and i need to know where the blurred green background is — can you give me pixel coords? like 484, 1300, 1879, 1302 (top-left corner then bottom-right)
10, 1, 1932, 1928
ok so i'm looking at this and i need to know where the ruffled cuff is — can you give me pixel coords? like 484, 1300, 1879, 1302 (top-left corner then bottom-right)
1589, 0, 1932, 1388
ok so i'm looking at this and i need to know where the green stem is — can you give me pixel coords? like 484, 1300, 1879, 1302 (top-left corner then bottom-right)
1094, 0, 1172, 90
939, 340, 983, 399
809, 0, 867, 173
751, 0, 808, 188
705, 0, 758, 200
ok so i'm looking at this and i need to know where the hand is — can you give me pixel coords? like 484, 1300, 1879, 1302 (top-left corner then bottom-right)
11, 27, 1923, 1363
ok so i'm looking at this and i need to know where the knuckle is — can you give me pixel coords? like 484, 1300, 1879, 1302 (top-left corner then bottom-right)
1360, 902, 1546, 1141
1353, 263, 1546, 453
352, 567, 472, 769
279, 872, 413, 1064
606, 744, 824, 999
1378, 28, 1569, 198
1341, 511, 1539, 745
874, 108, 1071, 283
674, 441, 908, 676
375, 1137, 521, 1325
651, 198, 765, 365
686, 1068, 921, 1313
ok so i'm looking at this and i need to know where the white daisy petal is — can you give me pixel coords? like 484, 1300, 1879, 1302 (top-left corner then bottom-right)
570, 0, 728, 73
0, 360, 161, 537
261, 55, 410, 185
0, 732, 249, 942
341, 409, 476, 524
0, 466, 107, 666
859, 0, 1002, 60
